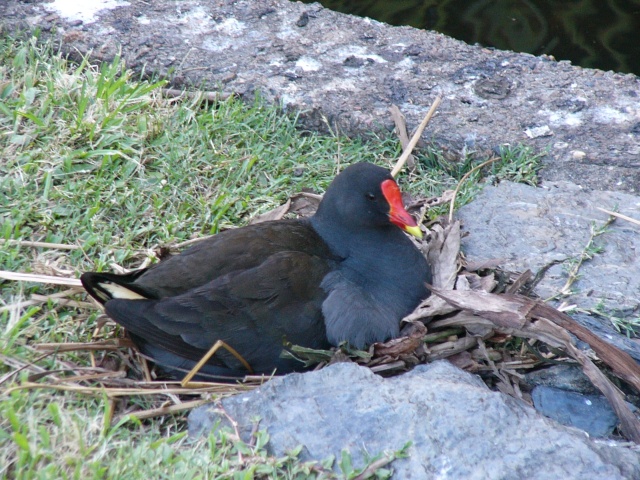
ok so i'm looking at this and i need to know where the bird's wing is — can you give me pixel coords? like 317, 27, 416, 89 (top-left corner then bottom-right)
105, 251, 333, 373
126, 219, 336, 298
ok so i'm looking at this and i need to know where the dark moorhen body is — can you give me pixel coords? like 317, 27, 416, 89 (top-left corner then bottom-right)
81, 163, 431, 381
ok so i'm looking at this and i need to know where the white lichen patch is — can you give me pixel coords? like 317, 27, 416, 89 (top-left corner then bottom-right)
197, 18, 246, 49
396, 57, 415, 69
548, 111, 584, 127
295, 57, 322, 72
201, 38, 233, 53
48, 0, 130, 24
593, 106, 633, 124
213, 18, 246, 36
173, 6, 217, 35
280, 91, 300, 107
322, 78, 357, 92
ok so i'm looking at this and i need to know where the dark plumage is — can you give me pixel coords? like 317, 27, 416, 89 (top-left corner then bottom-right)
81, 163, 431, 381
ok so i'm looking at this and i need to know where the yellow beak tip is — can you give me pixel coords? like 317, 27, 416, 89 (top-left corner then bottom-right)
404, 224, 423, 239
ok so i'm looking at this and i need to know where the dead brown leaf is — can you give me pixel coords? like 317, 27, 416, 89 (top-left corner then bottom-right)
389, 104, 416, 171
289, 192, 321, 217
249, 199, 291, 224
464, 258, 506, 272
403, 221, 462, 321
430, 287, 532, 329
373, 322, 426, 358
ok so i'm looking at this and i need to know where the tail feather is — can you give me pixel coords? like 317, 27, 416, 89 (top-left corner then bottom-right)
81, 271, 153, 305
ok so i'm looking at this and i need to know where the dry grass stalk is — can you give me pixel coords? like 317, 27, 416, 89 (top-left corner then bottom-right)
0, 288, 84, 313
172, 235, 215, 249
161, 88, 233, 103
390, 94, 442, 177
122, 398, 212, 421
35, 339, 135, 352
5, 382, 255, 397
0, 351, 59, 386
389, 104, 416, 170
180, 340, 254, 388
0, 270, 82, 286
29, 294, 94, 309
0, 239, 80, 250
597, 207, 640, 227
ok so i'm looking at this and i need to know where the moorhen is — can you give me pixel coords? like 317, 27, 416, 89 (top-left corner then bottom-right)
81, 162, 431, 380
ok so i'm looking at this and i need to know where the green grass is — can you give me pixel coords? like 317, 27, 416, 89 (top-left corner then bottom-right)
0, 34, 541, 478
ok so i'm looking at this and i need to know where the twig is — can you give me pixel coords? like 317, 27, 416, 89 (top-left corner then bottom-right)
477, 338, 515, 396
248, 420, 261, 448
596, 207, 640, 227
426, 336, 477, 361
390, 94, 442, 177
216, 403, 245, 462
505, 270, 533, 294
299, 192, 324, 201
369, 361, 406, 373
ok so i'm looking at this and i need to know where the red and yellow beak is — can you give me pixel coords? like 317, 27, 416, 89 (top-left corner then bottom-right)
381, 179, 423, 239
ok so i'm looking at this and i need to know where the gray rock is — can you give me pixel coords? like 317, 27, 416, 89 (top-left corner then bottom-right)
458, 180, 640, 358
1, 0, 640, 193
189, 362, 640, 478
458, 180, 640, 311
532, 385, 619, 437
523, 364, 600, 394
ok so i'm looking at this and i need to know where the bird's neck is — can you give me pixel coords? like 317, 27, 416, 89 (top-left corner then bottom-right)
310, 215, 421, 287
310, 214, 392, 257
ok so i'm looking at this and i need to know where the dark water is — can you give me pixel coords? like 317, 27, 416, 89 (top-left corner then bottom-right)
301, 0, 640, 76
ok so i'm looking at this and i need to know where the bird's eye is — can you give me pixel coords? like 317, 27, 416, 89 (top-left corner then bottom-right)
366, 192, 376, 201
